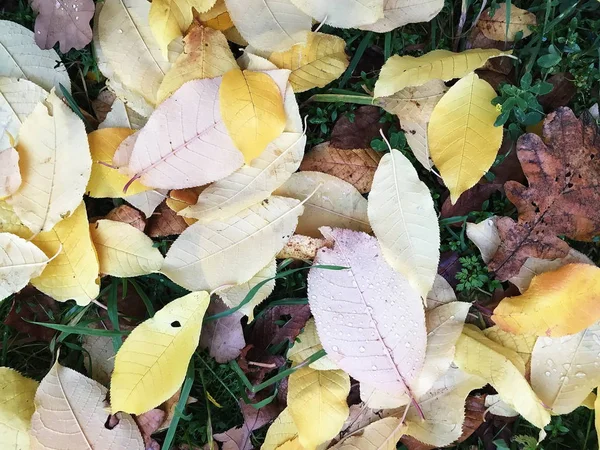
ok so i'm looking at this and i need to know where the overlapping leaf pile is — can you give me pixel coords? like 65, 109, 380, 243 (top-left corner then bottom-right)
1, 1, 600, 450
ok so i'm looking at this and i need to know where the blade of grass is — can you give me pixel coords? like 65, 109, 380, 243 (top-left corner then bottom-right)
339, 31, 373, 88
307, 94, 374, 105
107, 279, 122, 353
59, 83, 87, 125
161, 359, 195, 450
28, 321, 130, 337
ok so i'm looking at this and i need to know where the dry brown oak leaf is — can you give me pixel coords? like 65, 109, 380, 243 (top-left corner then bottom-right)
489, 107, 600, 280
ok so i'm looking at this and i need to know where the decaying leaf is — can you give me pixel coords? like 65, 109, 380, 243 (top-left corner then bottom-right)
289, 0, 384, 28
276, 234, 332, 260
488, 108, 600, 280
31, 0, 94, 53
478, 3, 537, 42
288, 366, 350, 449
368, 149, 440, 298
157, 23, 237, 103
0, 21, 71, 94
359, 0, 444, 33
0, 367, 38, 450
308, 227, 426, 398
105, 204, 147, 232
330, 106, 386, 151
429, 72, 503, 203
7, 90, 91, 233
377, 79, 447, 124
275, 172, 371, 238
288, 318, 338, 370
374, 48, 508, 98
135, 408, 165, 450
111, 291, 209, 414
162, 196, 302, 292
30, 362, 144, 449
3, 287, 58, 341
216, 400, 281, 450
199, 297, 245, 363
146, 201, 189, 237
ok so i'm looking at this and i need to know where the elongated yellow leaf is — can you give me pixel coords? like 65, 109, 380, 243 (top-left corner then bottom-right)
90, 219, 164, 277
266, 32, 349, 93
288, 366, 350, 449
331, 417, 407, 450
482, 325, 536, 366
30, 362, 143, 449
368, 149, 440, 298
288, 318, 337, 370
111, 291, 209, 414
454, 325, 550, 429
0, 21, 71, 94
275, 171, 371, 238
0, 233, 48, 300
157, 24, 237, 103
0, 367, 38, 450
429, 72, 503, 203
162, 196, 303, 291
29, 203, 100, 304
493, 264, 600, 337
220, 69, 287, 163
7, 90, 92, 233
182, 132, 306, 223
262, 408, 298, 450
359, 0, 444, 33
374, 49, 507, 98
531, 321, 600, 414
290, 0, 383, 28
149, 0, 216, 55
87, 128, 149, 198
0, 77, 47, 151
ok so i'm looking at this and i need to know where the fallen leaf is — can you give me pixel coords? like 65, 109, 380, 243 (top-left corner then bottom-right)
146, 201, 189, 237
429, 72, 503, 203
216, 399, 281, 450
98, 97, 148, 130
288, 317, 338, 370
135, 408, 164, 450
157, 23, 237, 103
182, 132, 306, 223
288, 366, 350, 449
300, 142, 381, 194
162, 196, 302, 292
220, 69, 287, 164
538, 73, 577, 111
165, 187, 203, 226
4, 287, 58, 341
7, 90, 91, 233
440, 183, 501, 219
248, 304, 312, 353
262, 408, 299, 450
289, 0, 383, 27
478, 3, 536, 42
199, 0, 233, 30
125, 190, 169, 219
482, 326, 536, 366
30, 362, 144, 449
368, 149, 440, 298
126, 77, 244, 189
199, 297, 245, 363
374, 48, 508, 98
485, 394, 518, 418
426, 275, 457, 310
82, 332, 116, 386
0, 147, 20, 199
111, 291, 210, 414
377, 79, 447, 122
403, 119, 432, 170
490, 108, 600, 278
308, 227, 426, 398
32, 0, 94, 53
276, 234, 332, 260
359, 0, 444, 33
331, 417, 407, 450
275, 172, 371, 238
0, 232, 49, 299
0, 367, 38, 450
224, 0, 311, 52
330, 107, 386, 150
264, 32, 349, 93
454, 325, 550, 429
105, 204, 147, 232
0, 20, 71, 94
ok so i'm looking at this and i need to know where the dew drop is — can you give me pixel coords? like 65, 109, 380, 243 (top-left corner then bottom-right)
371, 365, 377, 370
405, 342, 411, 348
562, 363, 571, 370
545, 371, 551, 377
332, 346, 339, 352
359, 346, 365, 353
118, 29, 123, 33
546, 359, 555, 367
575, 372, 586, 378
75, 16, 79, 20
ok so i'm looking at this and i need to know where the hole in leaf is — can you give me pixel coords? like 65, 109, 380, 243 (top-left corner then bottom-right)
171, 320, 181, 328
105, 415, 119, 430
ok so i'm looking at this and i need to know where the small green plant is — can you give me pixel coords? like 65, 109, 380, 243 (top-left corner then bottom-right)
455, 255, 500, 295
513, 435, 539, 450
370, 125, 407, 152
492, 73, 553, 140
544, 416, 570, 439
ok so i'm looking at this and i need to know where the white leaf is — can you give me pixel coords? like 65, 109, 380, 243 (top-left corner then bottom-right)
359, 0, 444, 33
426, 275, 456, 310
289, 0, 384, 28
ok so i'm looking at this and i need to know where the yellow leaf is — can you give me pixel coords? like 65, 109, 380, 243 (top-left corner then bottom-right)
330, 417, 407, 450
90, 219, 164, 277
596, 391, 600, 441
266, 32, 349, 93
374, 48, 508, 98
166, 187, 203, 225
220, 69, 287, 163
482, 325, 536, 366
111, 291, 209, 414
582, 391, 596, 410
287, 318, 338, 371
30, 203, 100, 305
199, 0, 233, 30
454, 324, 550, 429
262, 408, 298, 450
288, 366, 349, 449
478, 3, 537, 41
428, 72, 503, 203
157, 23, 237, 103
0, 200, 31, 239
0, 367, 38, 450
149, 0, 216, 55
87, 128, 149, 198
7, 89, 92, 233
492, 264, 600, 337
0, 232, 49, 300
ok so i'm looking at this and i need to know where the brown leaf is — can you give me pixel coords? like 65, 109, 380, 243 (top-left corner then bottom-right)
299, 142, 382, 193
134, 408, 165, 450
489, 108, 600, 279
166, 187, 204, 225
475, 69, 513, 91
538, 73, 576, 111
146, 201, 188, 237
330, 106, 388, 150
92, 90, 117, 124
4, 286, 58, 342
276, 234, 332, 260
477, 3, 536, 41
237, 345, 287, 385
466, 28, 513, 75
248, 304, 312, 352
159, 389, 198, 432
32, 0, 94, 53
438, 251, 462, 288
106, 204, 147, 232
441, 183, 501, 219
199, 297, 246, 363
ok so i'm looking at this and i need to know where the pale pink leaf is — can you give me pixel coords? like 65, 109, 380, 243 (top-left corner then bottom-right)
199, 297, 246, 363
32, 0, 94, 53
308, 227, 426, 397
126, 78, 244, 190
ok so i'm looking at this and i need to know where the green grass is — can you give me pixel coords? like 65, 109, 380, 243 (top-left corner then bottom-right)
2, 0, 600, 448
